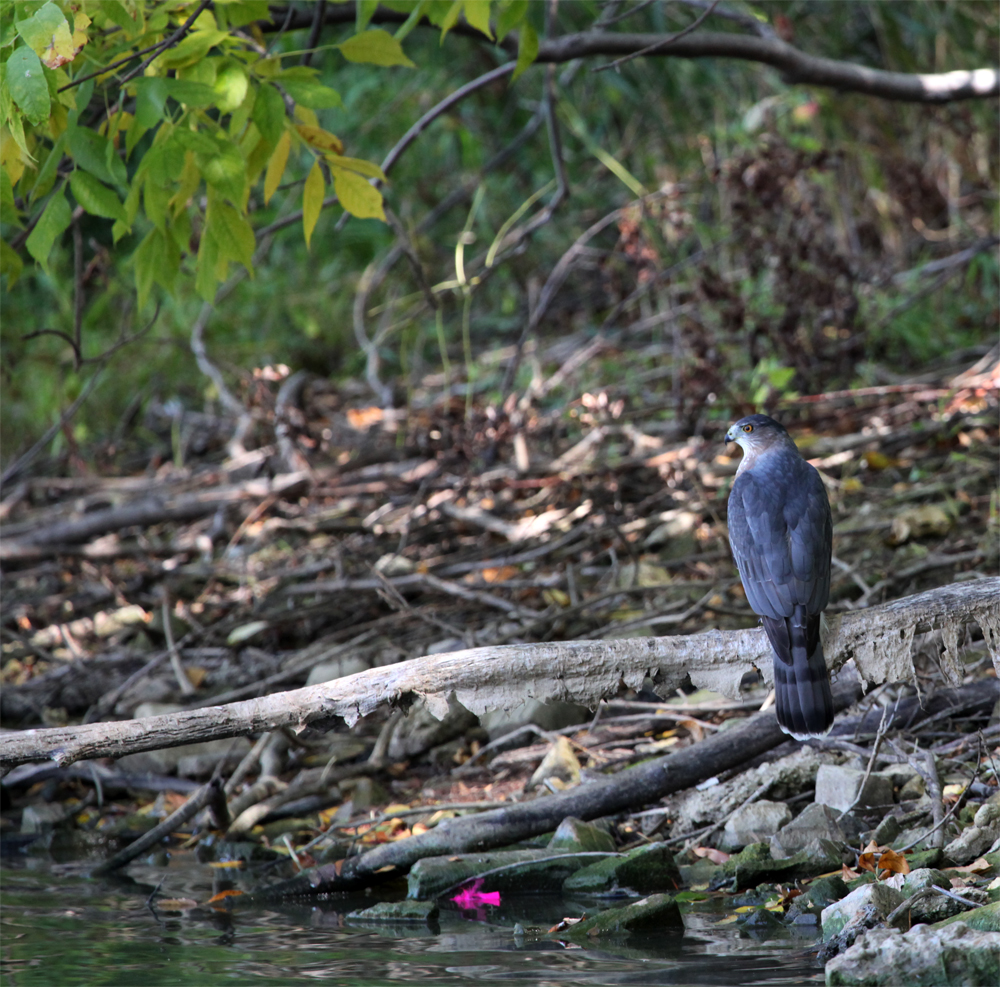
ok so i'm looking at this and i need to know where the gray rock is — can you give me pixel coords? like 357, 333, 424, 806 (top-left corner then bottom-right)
721, 800, 792, 850
871, 814, 901, 847
943, 816, 1000, 865
21, 803, 67, 833
387, 696, 478, 760
770, 803, 847, 856
824, 922, 1000, 986
480, 700, 589, 740
669, 747, 826, 835
898, 774, 927, 800
118, 736, 251, 776
815, 764, 893, 813
784, 875, 850, 924
902, 867, 951, 894
821, 883, 905, 939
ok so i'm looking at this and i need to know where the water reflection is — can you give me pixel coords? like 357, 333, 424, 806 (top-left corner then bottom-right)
1, 855, 823, 986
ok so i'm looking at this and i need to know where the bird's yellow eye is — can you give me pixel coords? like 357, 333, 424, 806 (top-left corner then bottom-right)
742, 424, 753, 433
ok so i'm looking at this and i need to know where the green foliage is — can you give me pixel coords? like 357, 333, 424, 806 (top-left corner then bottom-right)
0, 0, 537, 304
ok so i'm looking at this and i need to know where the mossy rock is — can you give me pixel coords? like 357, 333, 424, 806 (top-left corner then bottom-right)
933, 901, 1000, 933
348, 899, 440, 924
563, 841, 681, 896
563, 894, 682, 939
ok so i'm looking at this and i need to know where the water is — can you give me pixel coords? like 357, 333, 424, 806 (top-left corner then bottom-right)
1, 854, 825, 986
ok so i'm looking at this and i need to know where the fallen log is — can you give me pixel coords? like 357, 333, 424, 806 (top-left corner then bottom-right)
0, 579, 995, 772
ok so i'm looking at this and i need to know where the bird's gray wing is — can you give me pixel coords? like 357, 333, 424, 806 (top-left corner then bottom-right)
728, 454, 831, 618
783, 462, 832, 613
728, 469, 793, 618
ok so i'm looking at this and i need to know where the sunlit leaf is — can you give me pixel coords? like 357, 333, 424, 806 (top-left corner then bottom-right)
302, 158, 324, 248
214, 61, 248, 113
462, 1, 494, 40
264, 130, 290, 205
336, 28, 416, 68
14, 2, 67, 57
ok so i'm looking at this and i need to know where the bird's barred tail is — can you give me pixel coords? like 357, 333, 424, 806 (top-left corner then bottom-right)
762, 611, 834, 739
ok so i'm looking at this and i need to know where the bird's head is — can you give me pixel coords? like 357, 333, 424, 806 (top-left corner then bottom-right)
724, 414, 791, 455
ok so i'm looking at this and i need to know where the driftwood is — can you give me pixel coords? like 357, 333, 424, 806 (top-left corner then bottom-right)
1, 578, 995, 773
0, 472, 310, 560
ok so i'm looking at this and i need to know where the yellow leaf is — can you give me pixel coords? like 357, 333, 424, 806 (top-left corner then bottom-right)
325, 154, 386, 181
264, 130, 290, 205
295, 124, 344, 155
293, 105, 318, 128
302, 159, 324, 248
330, 163, 384, 221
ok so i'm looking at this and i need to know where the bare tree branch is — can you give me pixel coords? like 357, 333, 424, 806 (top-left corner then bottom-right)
537, 31, 998, 102
1, 578, 995, 773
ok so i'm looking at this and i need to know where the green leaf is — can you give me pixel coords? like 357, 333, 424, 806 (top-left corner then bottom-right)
30, 131, 67, 205
330, 164, 385, 221
134, 226, 179, 309
496, 0, 526, 41
438, 0, 463, 41
462, 0, 493, 40
302, 158, 324, 249
25, 185, 71, 273
69, 169, 125, 221
7, 46, 51, 126
195, 212, 221, 301
0, 169, 19, 227
14, 2, 66, 56
392, 0, 428, 42
1, 238, 24, 288
196, 136, 245, 203
264, 129, 290, 205
336, 29, 416, 68
67, 127, 127, 188
113, 176, 141, 242
276, 68, 342, 109
512, 20, 537, 82
357, 0, 380, 32
211, 198, 254, 272
162, 78, 218, 106
143, 169, 170, 230
157, 29, 230, 70
252, 82, 285, 147
222, 1, 271, 28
